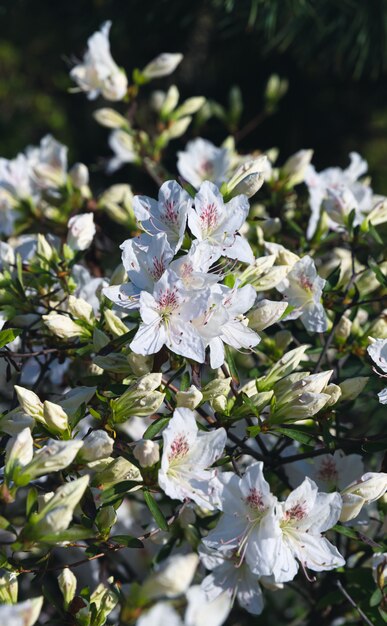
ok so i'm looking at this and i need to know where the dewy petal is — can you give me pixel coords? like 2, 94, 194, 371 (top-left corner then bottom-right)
301, 302, 328, 333
133, 194, 158, 222
221, 234, 254, 264
177, 138, 231, 189
166, 318, 206, 362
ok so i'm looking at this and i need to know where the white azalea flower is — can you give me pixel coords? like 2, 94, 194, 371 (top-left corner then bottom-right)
130, 269, 209, 361
107, 130, 137, 173
203, 462, 280, 576
199, 545, 265, 615
272, 478, 344, 583
67, 213, 96, 251
277, 255, 328, 332
194, 282, 260, 368
367, 338, 387, 404
305, 152, 372, 238
133, 180, 192, 252
170, 240, 222, 290
70, 21, 127, 101
177, 138, 231, 189
188, 181, 254, 263
143, 553, 199, 599
285, 449, 365, 493
158, 407, 227, 509
103, 232, 174, 309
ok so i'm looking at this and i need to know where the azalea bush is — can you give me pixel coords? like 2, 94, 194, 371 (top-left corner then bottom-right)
0, 20, 386, 626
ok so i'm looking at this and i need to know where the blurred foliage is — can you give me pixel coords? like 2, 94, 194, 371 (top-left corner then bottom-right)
1, 0, 387, 192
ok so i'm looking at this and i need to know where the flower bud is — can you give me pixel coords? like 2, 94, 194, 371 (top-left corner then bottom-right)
142, 553, 198, 599
339, 377, 369, 401
127, 352, 153, 376
93, 457, 141, 488
225, 157, 267, 199
265, 74, 288, 104
68, 295, 94, 323
58, 568, 77, 609
67, 213, 96, 251
136, 373, 162, 392
142, 53, 183, 79
175, 96, 205, 119
368, 311, 387, 340
176, 385, 203, 409
342, 472, 387, 504
5, 427, 34, 480
282, 149, 313, 186
324, 383, 342, 406
99, 184, 134, 225
43, 400, 69, 433
271, 391, 330, 423
161, 116, 192, 141
152, 86, 178, 114
334, 316, 352, 343
43, 313, 85, 339
248, 299, 288, 331
201, 378, 231, 402
78, 430, 114, 462
93, 108, 129, 129
36, 234, 54, 261
104, 309, 129, 337
258, 345, 309, 390
211, 395, 227, 412
133, 439, 160, 468
69, 163, 89, 188
22, 440, 84, 482
14, 386, 43, 420
339, 492, 365, 522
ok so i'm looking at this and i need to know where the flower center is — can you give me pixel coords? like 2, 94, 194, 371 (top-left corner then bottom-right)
168, 434, 189, 461
200, 202, 219, 232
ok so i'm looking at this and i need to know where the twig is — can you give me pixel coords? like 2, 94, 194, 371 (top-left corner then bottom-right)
336, 579, 374, 626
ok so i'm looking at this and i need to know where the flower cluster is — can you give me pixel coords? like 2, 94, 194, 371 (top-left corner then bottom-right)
0, 20, 386, 626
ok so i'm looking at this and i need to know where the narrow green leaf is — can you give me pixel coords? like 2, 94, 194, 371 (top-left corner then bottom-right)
271, 426, 317, 447
332, 524, 358, 539
143, 490, 169, 531
225, 345, 240, 386
100, 480, 142, 505
143, 417, 170, 440
110, 534, 143, 548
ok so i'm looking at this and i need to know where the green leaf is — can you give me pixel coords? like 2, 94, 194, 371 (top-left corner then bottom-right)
40, 525, 95, 543
271, 426, 317, 447
370, 588, 382, 607
26, 487, 38, 518
143, 490, 169, 531
179, 370, 191, 392
225, 345, 240, 386
0, 328, 21, 349
332, 524, 358, 539
100, 480, 142, 506
110, 534, 144, 548
143, 417, 170, 440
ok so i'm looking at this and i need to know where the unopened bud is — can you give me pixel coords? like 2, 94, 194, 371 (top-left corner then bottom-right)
142, 53, 183, 80
128, 353, 153, 376
78, 430, 114, 462
176, 385, 203, 409
14, 386, 43, 420
142, 553, 198, 600
202, 378, 231, 402
67, 213, 96, 251
104, 309, 128, 337
93, 108, 129, 129
43, 401, 69, 433
0, 571, 18, 604
226, 157, 267, 199
36, 234, 54, 261
43, 313, 85, 339
69, 163, 89, 188
248, 299, 288, 331
282, 149, 313, 187
68, 295, 94, 323
58, 568, 77, 609
324, 383, 342, 406
334, 316, 352, 343
175, 97, 205, 119
133, 439, 160, 467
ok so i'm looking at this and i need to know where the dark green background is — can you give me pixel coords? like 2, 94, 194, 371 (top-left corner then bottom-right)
1, 0, 387, 192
